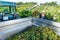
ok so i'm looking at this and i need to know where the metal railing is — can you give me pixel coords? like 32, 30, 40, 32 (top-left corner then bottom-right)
0, 17, 32, 40
33, 18, 60, 36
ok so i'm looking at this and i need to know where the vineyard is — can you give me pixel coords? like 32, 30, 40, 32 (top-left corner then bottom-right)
0, 2, 60, 22
31, 5, 60, 22
16, 2, 60, 22
0, 1, 60, 40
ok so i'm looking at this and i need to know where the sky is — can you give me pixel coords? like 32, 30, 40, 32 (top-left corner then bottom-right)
0, 0, 60, 4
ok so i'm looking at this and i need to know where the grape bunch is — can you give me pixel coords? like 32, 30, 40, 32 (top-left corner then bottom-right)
6, 26, 60, 40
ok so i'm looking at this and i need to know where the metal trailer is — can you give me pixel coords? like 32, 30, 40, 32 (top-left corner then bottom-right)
0, 17, 60, 40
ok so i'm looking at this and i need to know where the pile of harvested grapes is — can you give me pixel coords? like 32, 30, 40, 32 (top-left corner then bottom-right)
6, 26, 60, 40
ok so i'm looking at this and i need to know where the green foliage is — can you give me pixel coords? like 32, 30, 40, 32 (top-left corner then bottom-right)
6, 26, 60, 40
0, 6, 8, 12
41, 1, 57, 6
0, 2, 60, 22
19, 10, 32, 18
16, 3, 36, 12
31, 5, 60, 22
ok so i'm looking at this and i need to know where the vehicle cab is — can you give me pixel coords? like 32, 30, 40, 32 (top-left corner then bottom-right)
0, 1, 20, 22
